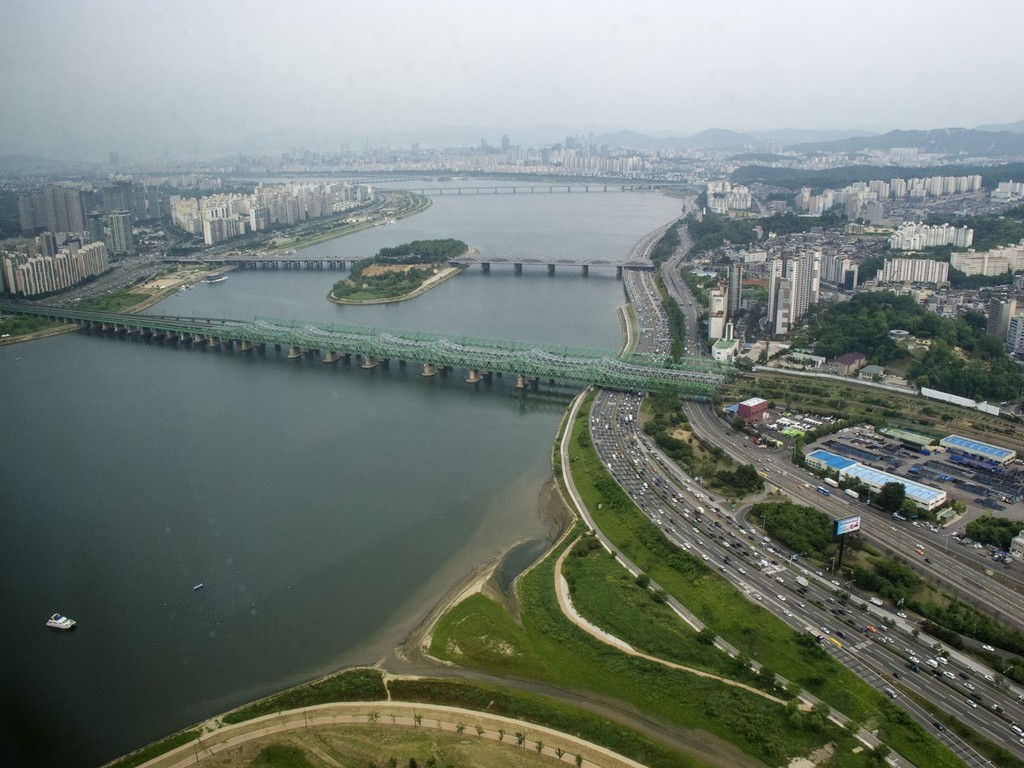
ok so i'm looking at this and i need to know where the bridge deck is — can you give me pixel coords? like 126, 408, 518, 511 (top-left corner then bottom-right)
1, 302, 729, 396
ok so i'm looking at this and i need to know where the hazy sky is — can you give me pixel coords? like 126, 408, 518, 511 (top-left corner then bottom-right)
2, 0, 1022, 157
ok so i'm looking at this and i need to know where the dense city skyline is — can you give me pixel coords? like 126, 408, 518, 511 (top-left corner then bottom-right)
2, 0, 1023, 160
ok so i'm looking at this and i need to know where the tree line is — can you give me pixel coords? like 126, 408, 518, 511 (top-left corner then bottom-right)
792, 291, 1023, 401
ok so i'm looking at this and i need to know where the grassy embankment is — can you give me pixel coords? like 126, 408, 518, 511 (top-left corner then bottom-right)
431, 397, 960, 768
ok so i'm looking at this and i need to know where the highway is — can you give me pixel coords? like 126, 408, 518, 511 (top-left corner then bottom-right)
579, 216, 1024, 765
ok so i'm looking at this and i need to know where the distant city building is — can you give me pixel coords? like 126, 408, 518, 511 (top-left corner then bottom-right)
41, 184, 87, 235
950, 242, 1024, 276
879, 257, 949, 285
819, 251, 858, 290
172, 181, 374, 244
726, 263, 744, 318
1, 241, 108, 297
888, 222, 973, 250
992, 180, 1024, 201
768, 251, 820, 335
708, 285, 727, 340
986, 296, 1017, 340
1006, 315, 1024, 356
706, 181, 752, 214
108, 211, 135, 256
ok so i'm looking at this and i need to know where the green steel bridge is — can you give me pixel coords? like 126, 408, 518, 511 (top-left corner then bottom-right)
1, 302, 731, 397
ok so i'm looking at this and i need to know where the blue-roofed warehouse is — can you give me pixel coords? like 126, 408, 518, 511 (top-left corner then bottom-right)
939, 435, 1016, 466
805, 449, 948, 511
806, 450, 856, 472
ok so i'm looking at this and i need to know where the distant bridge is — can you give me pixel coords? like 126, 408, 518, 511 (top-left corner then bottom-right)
409, 184, 650, 196
1, 302, 729, 397
163, 254, 653, 277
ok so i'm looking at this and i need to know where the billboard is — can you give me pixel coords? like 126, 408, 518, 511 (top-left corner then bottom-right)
835, 515, 861, 536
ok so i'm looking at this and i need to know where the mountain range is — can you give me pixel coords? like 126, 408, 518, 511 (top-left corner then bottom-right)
2, 121, 1023, 167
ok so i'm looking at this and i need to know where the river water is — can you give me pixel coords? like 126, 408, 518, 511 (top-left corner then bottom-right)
0, 187, 681, 766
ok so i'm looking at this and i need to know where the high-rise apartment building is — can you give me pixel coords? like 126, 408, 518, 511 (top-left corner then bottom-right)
768, 252, 820, 336
987, 297, 1018, 341
1006, 315, 1024, 356
107, 211, 134, 256
726, 263, 744, 319
41, 185, 87, 234
879, 258, 950, 284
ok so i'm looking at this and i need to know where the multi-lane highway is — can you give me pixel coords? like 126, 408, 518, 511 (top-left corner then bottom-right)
579, 220, 1024, 765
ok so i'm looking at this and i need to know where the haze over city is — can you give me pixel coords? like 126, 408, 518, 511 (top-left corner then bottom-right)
3, 0, 1023, 160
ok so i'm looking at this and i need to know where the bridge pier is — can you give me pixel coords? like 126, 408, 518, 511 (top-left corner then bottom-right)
322, 350, 339, 364
240, 340, 253, 352
422, 363, 438, 377
287, 346, 302, 359
515, 374, 527, 389
207, 337, 220, 348
513, 263, 522, 275
547, 264, 555, 275
466, 369, 483, 384
179, 332, 192, 344
616, 266, 623, 279
361, 355, 380, 369
192, 333, 204, 345
581, 265, 589, 277
480, 262, 490, 273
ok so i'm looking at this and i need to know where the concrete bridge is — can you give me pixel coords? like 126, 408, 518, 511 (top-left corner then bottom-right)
448, 254, 653, 277
163, 254, 653, 277
409, 184, 648, 196
164, 256, 354, 271
1, 302, 729, 397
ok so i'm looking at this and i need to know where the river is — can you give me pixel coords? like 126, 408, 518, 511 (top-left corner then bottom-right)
0, 186, 682, 766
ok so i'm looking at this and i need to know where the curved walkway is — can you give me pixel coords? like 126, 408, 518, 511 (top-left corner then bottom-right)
553, 541, 787, 706
137, 701, 647, 768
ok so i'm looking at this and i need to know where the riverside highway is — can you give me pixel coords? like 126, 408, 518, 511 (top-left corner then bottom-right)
579, 220, 1024, 764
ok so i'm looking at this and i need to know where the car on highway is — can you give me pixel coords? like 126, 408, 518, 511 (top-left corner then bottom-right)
982, 644, 995, 651
963, 682, 976, 691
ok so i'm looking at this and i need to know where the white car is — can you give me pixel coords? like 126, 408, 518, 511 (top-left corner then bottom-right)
896, 612, 907, 619
777, 595, 786, 602
982, 644, 995, 652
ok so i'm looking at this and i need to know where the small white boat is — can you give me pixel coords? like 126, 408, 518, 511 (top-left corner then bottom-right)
193, 583, 204, 591
46, 613, 76, 630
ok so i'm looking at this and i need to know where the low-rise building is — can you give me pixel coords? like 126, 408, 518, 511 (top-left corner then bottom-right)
833, 351, 867, 376
806, 449, 948, 511
737, 397, 769, 422
939, 435, 1016, 465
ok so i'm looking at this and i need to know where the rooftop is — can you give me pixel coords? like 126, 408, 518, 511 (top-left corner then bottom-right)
842, 464, 947, 505
807, 449, 857, 471
940, 434, 1015, 461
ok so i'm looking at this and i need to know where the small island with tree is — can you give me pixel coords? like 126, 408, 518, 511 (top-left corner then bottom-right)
328, 238, 471, 304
